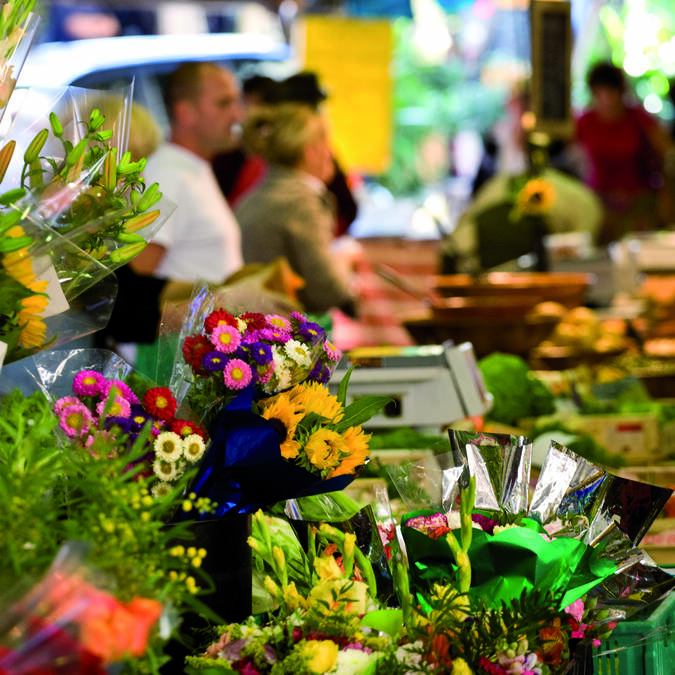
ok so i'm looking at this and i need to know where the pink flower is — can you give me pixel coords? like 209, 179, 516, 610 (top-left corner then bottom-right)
101, 379, 139, 404
223, 359, 253, 389
265, 314, 291, 332
210, 324, 242, 353
323, 340, 342, 362
73, 370, 106, 397
96, 396, 131, 419
55, 395, 82, 416
564, 599, 585, 623
59, 403, 93, 438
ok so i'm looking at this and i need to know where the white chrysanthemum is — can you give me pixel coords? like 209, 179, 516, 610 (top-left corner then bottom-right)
183, 434, 206, 463
269, 348, 292, 392
154, 431, 183, 462
153, 457, 179, 482
284, 339, 312, 367
151, 481, 173, 498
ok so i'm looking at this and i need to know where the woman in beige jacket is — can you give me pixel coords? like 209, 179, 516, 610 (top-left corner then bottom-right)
235, 103, 356, 316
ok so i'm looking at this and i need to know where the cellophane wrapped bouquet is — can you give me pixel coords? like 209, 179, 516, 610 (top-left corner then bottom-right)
160, 285, 389, 518
0, 543, 163, 675
0, 77, 174, 364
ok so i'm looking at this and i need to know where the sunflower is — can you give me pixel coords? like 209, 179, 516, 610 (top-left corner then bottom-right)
514, 178, 555, 216
288, 382, 344, 423
260, 395, 304, 459
304, 428, 343, 471
327, 425, 371, 478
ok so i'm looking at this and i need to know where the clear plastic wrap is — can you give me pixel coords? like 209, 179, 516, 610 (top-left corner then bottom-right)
0, 542, 163, 673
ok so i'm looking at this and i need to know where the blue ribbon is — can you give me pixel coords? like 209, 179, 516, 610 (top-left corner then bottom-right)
186, 385, 354, 519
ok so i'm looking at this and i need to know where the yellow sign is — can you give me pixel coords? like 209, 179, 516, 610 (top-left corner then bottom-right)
299, 15, 393, 174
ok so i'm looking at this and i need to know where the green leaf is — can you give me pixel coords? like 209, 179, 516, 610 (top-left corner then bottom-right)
336, 395, 391, 432
360, 608, 404, 638
336, 364, 354, 406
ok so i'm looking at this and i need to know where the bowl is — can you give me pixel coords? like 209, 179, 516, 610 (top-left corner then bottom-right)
430, 295, 545, 320
402, 311, 560, 358
431, 272, 593, 308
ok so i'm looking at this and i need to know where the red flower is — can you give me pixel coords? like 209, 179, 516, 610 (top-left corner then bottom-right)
142, 387, 177, 422
204, 309, 237, 334
239, 312, 267, 330
182, 334, 213, 373
478, 656, 509, 674
169, 418, 208, 440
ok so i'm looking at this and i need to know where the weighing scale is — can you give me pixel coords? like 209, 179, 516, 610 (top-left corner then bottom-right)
328, 341, 492, 431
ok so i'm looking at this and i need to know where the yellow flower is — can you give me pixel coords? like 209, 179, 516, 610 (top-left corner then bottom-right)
300, 640, 339, 674
327, 426, 371, 478
304, 428, 343, 471
289, 382, 344, 423
18, 317, 46, 348
451, 658, 474, 675
259, 395, 305, 459
281, 581, 306, 611
515, 178, 555, 216
3, 249, 33, 285
308, 579, 369, 616
314, 554, 343, 581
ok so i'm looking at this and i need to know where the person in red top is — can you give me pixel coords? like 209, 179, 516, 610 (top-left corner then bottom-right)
575, 62, 669, 244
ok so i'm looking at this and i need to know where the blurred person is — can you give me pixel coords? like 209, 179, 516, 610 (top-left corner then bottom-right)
235, 103, 357, 316
574, 61, 669, 244
213, 71, 359, 237
131, 61, 244, 284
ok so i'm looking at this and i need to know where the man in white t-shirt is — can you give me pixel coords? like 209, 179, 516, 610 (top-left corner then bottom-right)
131, 61, 244, 283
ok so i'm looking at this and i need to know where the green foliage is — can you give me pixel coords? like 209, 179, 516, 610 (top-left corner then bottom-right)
478, 352, 555, 426
0, 388, 218, 673
376, 18, 503, 196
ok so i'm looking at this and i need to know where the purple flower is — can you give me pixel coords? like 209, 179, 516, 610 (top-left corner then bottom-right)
295, 320, 325, 345
472, 513, 499, 535
104, 416, 132, 434
129, 404, 152, 432
202, 350, 227, 372
249, 341, 273, 365
307, 360, 331, 384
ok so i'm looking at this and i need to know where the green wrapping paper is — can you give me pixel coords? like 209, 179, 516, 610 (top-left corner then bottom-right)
401, 513, 617, 611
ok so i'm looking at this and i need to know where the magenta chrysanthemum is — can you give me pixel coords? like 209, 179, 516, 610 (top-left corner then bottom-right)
265, 314, 291, 332
257, 327, 292, 344
72, 370, 105, 397
323, 340, 342, 362
101, 379, 139, 404
210, 324, 242, 353
55, 395, 82, 416
58, 403, 93, 438
96, 396, 131, 419
223, 359, 253, 389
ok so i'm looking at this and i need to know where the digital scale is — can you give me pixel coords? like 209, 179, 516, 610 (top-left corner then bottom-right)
328, 341, 492, 431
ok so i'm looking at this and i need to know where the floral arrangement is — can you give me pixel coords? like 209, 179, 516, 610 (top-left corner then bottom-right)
52, 366, 209, 497
1, 544, 163, 674
181, 308, 342, 430
0, 386, 221, 673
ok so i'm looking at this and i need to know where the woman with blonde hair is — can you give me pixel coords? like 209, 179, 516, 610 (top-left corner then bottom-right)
235, 103, 356, 316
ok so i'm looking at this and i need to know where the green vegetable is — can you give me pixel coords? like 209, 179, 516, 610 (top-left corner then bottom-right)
478, 352, 555, 426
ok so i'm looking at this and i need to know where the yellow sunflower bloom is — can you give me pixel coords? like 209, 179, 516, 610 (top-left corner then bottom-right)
327, 425, 371, 478
304, 428, 343, 471
515, 178, 555, 216
18, 317, 47, 348
260, 396, 305, 459
289, 381, 344, 423
2, 249, 33, 285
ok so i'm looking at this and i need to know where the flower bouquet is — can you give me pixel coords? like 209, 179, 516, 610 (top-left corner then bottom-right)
0, 0, 39, 121
0, 543, 163, 675
0, 84, 175, 364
